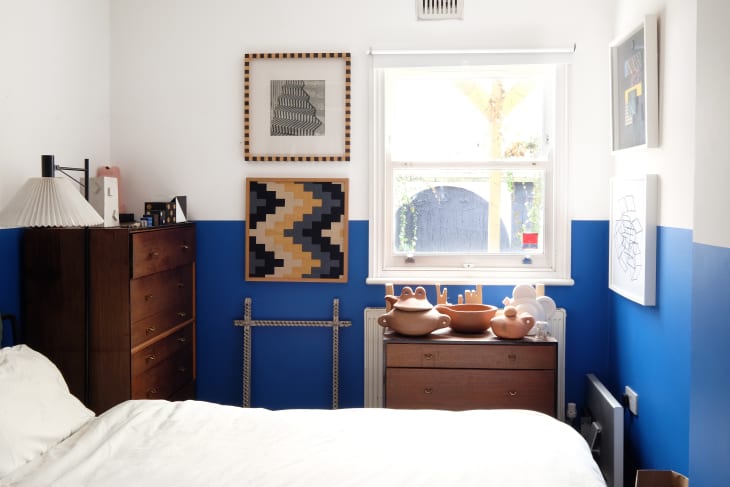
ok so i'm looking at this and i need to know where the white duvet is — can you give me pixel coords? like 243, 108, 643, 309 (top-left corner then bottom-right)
2, 400, 606, 487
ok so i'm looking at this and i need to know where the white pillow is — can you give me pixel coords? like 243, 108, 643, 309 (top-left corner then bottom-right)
0, 344, 95, 477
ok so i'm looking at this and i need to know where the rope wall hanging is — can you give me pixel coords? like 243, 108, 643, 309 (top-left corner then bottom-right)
234, 297, 352, 409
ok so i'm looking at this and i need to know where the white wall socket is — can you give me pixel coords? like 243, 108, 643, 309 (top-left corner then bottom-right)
625, 385, 639, 416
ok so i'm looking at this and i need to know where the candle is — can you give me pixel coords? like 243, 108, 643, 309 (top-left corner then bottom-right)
435, 284, 448, 304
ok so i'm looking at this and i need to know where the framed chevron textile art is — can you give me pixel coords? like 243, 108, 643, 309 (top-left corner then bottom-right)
244, 52, 351, 162
246, 178, 348, 282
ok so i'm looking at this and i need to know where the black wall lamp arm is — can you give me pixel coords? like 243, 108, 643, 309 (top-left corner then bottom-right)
41, 154, 90, 200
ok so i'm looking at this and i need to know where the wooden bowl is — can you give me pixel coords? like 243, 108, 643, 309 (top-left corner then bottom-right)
435, 304, 498, 334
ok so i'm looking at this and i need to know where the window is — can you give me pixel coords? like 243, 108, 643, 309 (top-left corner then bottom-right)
368, 51, 571, 285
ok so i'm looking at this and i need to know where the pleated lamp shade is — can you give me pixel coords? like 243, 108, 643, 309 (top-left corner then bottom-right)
0, 176, 103, 228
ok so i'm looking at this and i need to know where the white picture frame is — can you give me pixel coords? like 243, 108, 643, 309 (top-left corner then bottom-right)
610, 15, 659, 152
609, 175, 658, 306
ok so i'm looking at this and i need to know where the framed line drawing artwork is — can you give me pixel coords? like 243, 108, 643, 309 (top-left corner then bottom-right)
246, 178, 348, 282
244, 52, 351, 162
608, 174, 658, 305
610, 15, 658, 152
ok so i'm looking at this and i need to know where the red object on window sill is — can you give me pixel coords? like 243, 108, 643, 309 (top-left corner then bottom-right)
522, 232, 538, 249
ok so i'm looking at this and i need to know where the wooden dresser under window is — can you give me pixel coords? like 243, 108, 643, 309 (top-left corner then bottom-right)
23, 223, 196, 414
384, 329, 557, 416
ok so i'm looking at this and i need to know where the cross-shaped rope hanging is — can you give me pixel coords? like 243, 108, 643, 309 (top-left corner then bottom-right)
234, 297, 352, 408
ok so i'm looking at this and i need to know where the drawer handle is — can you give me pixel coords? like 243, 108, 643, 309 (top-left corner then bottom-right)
145, 353, 158, 363
147, 387, 159, 397
177, 366, 187, 373
145, 326, 157, 335
177, 281, 185, 288
424, 387, 433, 394
144, 294, 154, 301
177, 337, 188, 344
149, 251, 160, 258
508, 390, 518, 397
423, 353, 434, 360
177, 311, 188, 318
508, 352, 517, 362
180, 244, 190, 250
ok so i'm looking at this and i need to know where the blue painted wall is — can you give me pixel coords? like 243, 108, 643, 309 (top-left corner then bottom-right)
610, 227, 693, 479
0, 220, 611, 407
689, 242, 730, 486
194, 219, 384, 408
194, 219, 610, 409
1, 220, 704, 481
0, 228, 22, 346
552, 220, 611, 405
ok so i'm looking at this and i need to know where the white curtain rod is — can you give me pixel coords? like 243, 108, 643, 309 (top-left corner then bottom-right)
367, 44, 576, 56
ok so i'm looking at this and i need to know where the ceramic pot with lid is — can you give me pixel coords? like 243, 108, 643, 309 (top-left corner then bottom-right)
378, 286, 451, 336
490, 306, 536, 339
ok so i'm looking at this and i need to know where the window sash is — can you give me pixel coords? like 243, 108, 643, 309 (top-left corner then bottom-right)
385, 65, 555, 164
389, 166, 548, 253
368, 52, 572, 285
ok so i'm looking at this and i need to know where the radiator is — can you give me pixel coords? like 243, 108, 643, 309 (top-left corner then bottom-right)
586, 373, 623, 487
363, 307, 567, 420
363, 308, 386, 408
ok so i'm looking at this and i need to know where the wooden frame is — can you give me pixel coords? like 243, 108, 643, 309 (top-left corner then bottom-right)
244, 52, 351, 161
608, 175, 658, 306
245, 178, 348, 282
610, 15, 659, 151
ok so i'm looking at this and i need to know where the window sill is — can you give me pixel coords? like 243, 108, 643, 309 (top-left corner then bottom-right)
366, 276, 575, 286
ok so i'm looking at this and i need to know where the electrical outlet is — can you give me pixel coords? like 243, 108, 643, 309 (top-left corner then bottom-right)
625, 386, 639, 416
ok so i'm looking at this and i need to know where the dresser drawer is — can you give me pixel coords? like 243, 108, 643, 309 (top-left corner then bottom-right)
131, 346, 194, 400
130, 264, 194, 323
131, 309, 194, 349
385, 343, 556, 370
386, 368, 555, 415
131, 324, 194, 377
132, 225, 195, 278
130, 265, 194, 349
168, 381, 196, 401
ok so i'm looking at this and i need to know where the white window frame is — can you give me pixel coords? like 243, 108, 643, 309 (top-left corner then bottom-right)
367, 49, 574, 286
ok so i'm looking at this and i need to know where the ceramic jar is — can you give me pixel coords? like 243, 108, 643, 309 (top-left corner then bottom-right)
378, 286, 451, 336
490, 306, 536, 339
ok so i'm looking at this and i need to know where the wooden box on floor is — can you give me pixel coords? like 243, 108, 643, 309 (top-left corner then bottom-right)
635, 470, 688, 487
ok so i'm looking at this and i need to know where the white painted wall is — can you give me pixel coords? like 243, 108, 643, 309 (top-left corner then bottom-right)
0, 1, 709, 233
108, 0, 614, 221
613, 0, 697, 231
694, 0, 730, 248
0, 0, 110, 206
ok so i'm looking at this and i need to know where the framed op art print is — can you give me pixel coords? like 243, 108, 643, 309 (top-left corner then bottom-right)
244, 52, 351, 162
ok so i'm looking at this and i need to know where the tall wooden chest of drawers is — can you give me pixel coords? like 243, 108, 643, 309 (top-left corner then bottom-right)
23, 223, 196, 414
384, 330, 557, 416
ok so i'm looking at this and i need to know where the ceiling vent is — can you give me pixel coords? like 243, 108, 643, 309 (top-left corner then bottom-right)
417, 0, 464, 20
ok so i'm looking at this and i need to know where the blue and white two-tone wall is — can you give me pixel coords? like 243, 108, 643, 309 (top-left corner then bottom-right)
688, 0, 730, 485
2, 0, 729, 484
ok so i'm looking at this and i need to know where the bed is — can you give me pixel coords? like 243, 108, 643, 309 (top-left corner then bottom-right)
0, 344, 606, 486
